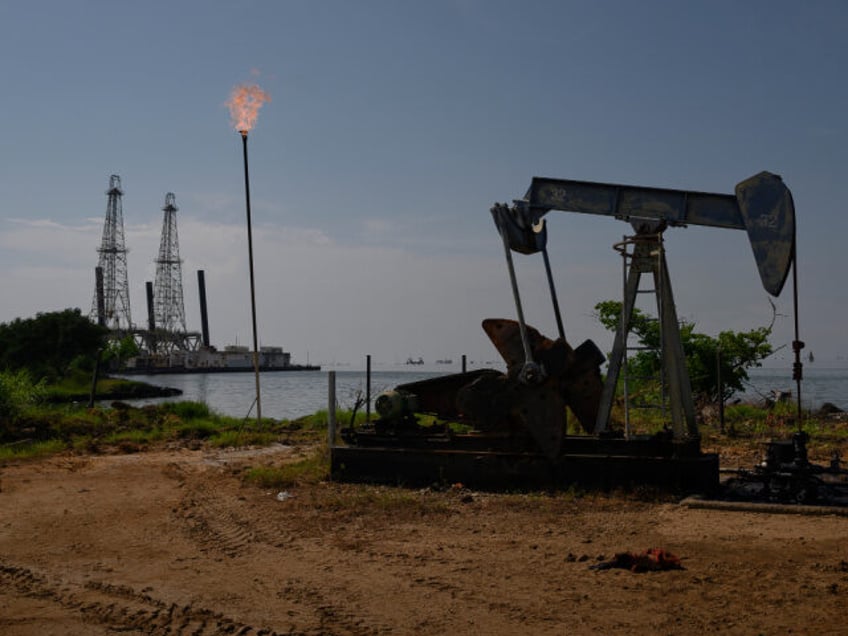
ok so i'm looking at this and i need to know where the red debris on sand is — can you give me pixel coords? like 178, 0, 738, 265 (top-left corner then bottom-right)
590, 548, 683, 572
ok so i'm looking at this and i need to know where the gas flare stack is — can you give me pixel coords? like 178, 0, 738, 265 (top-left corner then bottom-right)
226, 81, 271, 423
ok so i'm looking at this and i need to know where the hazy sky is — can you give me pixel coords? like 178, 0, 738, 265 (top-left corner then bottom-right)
0, 1, 846, 369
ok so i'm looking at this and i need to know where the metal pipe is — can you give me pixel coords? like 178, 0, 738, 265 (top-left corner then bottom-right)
620, 236, 630, 437
95, 266, 106, 327
90, 266, 106, 408
541, 246, 565, 341
145, 281, 155, 331
499, 224, 535, 368
240, 131, 262, 423
791, 245, 803, 430
717, 345, 725, 433
197, 270, 210, 348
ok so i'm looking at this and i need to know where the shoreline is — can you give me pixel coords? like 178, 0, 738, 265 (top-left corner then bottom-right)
117, 364, 320, 376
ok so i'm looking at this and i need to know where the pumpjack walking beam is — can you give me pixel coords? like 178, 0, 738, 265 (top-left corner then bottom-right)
522, 172, 795, 297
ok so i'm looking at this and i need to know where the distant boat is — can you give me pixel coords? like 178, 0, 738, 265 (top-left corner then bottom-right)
405, 357, 424, 365
435, 359, 453, 364
809, 351, 815, 363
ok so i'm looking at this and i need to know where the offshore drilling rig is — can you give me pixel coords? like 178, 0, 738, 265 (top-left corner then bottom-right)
91, 176, 201, 357
90, 175, 303, 372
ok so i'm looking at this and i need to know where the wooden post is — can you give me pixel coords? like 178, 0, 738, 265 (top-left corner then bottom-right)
366, 355, 371, 422
328, 371, 336, 447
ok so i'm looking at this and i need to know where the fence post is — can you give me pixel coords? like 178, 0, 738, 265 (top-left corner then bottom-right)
328, 370, 336, 448
366, 354, 371, 422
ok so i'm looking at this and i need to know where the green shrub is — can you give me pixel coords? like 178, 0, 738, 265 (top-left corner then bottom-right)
0, 370, 46, 420
595, 300, 774, 403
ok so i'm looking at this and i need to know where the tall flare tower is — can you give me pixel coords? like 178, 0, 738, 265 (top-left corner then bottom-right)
91, 175, 132, 330
153, 193, 187, 339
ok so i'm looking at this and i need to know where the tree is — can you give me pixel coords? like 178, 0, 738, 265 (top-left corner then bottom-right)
0, 309, 108, 381
103, 334, 141, 368
594, 300, 773, 403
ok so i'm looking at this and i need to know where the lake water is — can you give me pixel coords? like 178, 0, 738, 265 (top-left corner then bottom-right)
119, 366, 470, 421
119, 364, 848, 420
741, 367, 848, 410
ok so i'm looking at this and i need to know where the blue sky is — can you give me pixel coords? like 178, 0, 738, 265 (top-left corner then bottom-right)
0, 1, 846, 368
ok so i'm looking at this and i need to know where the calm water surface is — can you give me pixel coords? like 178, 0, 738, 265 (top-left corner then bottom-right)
120, 364, 848, 419
120, 367, 467, 420
742, 367, 848, 410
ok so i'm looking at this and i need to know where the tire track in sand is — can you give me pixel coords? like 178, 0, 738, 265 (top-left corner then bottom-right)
0, 561, 284, 635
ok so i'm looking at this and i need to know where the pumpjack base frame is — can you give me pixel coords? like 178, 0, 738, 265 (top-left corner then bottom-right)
331, 434, 719, 494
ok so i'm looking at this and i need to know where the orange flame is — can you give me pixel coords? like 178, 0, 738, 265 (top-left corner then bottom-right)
226, 83, 271, 133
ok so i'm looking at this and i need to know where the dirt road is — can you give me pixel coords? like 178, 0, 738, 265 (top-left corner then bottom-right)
2, 445, 847, 635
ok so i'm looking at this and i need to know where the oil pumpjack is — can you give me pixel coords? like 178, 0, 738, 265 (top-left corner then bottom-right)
333, 172, 797, 493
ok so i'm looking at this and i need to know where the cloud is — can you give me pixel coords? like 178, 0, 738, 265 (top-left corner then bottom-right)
0, 218, 101, 267
361, 217, 394, 235
183, 192, 241, 216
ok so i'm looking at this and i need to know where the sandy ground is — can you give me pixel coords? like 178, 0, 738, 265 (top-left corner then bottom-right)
2, 444, 848, 635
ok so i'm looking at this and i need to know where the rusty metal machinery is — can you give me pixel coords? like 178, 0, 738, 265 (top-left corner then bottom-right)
333, 172, 798, 494
723, 433, 848, 506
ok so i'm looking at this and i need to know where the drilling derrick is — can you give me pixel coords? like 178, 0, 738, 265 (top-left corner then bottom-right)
152, 193, 189, 352
91, 175, 132, 331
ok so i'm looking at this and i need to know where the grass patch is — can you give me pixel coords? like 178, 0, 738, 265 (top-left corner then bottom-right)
3, 390, 846, 473
45, 372, 172, 402
0, 438, 66, 461
294, 408, 370, 431
103, 428, 165, 446
162, 401, 212, 420
173, 419, 218, 440
0, 396, 329, 462
316, 486, 453, 516
244, 447, 330, 489
209, 429, 281, 448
